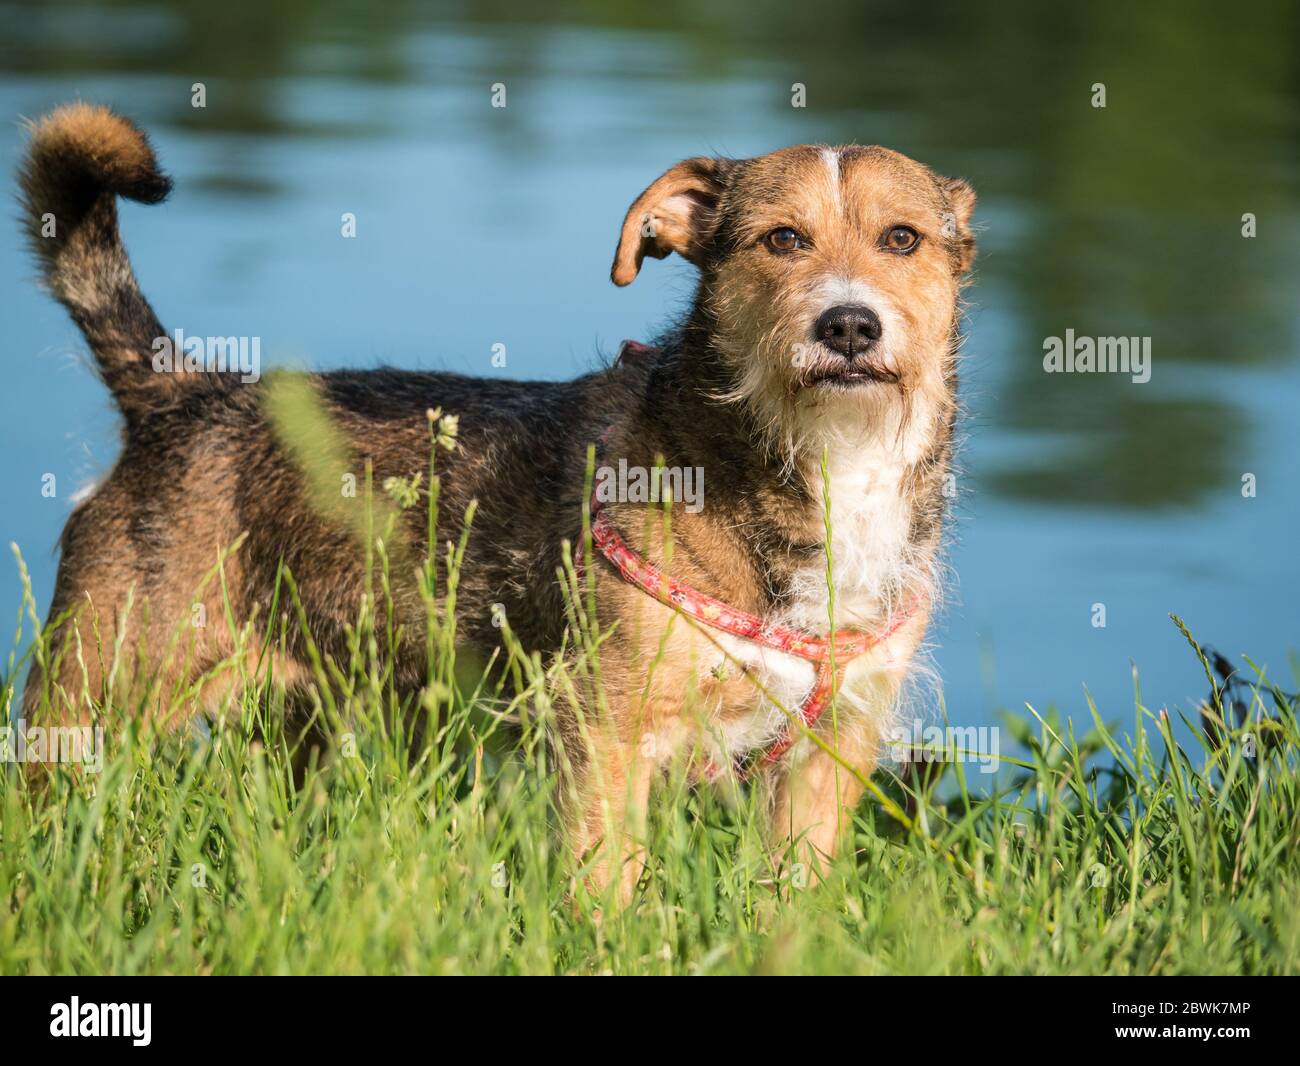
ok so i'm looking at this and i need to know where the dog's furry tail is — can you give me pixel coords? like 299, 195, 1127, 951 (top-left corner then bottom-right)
19, 103, 174, 419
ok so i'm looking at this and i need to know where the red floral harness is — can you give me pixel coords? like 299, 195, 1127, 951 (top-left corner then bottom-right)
579, 341, 915, 779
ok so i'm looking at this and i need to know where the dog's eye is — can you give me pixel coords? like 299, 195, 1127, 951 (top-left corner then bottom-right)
763, 227, 805, 253
882, 225, 921, 253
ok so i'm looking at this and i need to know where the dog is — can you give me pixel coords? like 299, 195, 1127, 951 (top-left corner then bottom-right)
18, 103, 976, 899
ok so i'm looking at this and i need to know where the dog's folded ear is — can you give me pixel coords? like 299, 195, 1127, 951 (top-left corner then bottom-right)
611, 157, 734, 286
939, 176, 978, 274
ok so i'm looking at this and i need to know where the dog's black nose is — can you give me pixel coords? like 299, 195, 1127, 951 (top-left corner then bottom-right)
814, 304, 883, 357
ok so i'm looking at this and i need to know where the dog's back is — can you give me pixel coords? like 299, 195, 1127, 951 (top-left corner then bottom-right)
17, 105, 641, 726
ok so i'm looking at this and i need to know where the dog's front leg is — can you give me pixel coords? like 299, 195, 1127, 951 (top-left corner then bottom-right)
769, 611, 929, 875
769, 719, 880, 875
568, 723, 656, 907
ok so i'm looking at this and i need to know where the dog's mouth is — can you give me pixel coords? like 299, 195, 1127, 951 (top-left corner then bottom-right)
796, 336, 903, 390
802, 360, 901, 389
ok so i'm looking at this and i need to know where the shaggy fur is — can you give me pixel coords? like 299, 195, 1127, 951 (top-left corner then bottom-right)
19, 103, 976, 899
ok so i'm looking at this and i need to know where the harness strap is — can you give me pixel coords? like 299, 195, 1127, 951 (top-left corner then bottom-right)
580, 346, 915, 778
591, 502, 911, 777
590, 504, 877, 664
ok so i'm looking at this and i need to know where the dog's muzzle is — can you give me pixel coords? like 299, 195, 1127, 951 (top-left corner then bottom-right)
805, 304, 898, 386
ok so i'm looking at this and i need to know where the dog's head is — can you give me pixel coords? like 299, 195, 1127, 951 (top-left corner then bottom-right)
612, 146, 975, 454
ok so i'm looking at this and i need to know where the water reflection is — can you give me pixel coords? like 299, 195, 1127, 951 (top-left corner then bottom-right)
5, 0, 1294, 512
2, 0, 1296, 730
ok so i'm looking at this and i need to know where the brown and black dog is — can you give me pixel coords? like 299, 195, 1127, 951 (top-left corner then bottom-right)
19, 104, 975, 898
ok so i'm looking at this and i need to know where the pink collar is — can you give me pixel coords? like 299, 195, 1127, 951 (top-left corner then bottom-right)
584, 341, 914, 778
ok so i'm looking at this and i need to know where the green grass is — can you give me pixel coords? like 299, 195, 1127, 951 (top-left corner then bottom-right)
1, 423, 1297, 975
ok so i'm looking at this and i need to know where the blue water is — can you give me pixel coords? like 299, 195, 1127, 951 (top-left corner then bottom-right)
2, 2, 1297, 752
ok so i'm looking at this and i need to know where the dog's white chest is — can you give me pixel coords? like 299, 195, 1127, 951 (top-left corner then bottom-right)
784, 436, 917, 632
